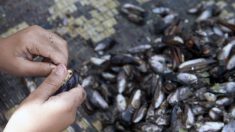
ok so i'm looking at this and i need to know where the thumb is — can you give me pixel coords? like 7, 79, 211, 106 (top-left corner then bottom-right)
29, 64, 68, 102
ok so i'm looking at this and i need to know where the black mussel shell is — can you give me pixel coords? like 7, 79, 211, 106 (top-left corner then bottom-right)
118, 107, 135, 127
110, 54, 140, 66
54, 70, 80, 95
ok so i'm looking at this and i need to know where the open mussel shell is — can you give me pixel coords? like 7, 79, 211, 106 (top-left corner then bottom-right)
54, 69, 80, 95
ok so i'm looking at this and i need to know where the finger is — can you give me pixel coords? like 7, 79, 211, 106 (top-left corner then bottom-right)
17, 58, 56, 76
45, 32, 68, 61
54, 85, 86, 109
29, 64, 67, 101
36, 28, 68, 65
28, 41, 67, 65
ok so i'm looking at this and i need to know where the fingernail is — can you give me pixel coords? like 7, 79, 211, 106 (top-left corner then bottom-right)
55, 64, 66, 75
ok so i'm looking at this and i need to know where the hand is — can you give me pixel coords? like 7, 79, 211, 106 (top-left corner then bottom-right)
0, 25, 68, 76
4, 64, 86, 132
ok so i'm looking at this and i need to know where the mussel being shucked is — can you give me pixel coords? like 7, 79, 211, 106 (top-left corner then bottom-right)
54, 69, 80, 95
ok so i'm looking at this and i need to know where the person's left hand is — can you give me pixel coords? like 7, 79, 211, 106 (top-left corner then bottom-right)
0, 25, 68, 76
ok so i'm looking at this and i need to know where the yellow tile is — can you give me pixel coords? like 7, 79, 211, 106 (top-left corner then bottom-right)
75, 18, 83, 25
76, 118, 90, 130
80, 0, 89, 6
56, 2, 64, 10
109, 28, 115, 34
77, 27, 85, 33
137, 0, 150, 4
90, 10, 99, 17
52, 6, 59, 14
97, 15, 105, 22
111, 8, 118, 15
80, 16, 87, 22
70, 4, 78, 12
1, 22, 29, 37
113, 0, 120, 6
103, 30, 111, 38
107, 1, 117, 9
95, 26, 104, 32
98, 6, 108, 12
84, 24, 93, 31
103, 19, 114, 28
89, 18, 99, 26
92, 120, 102, 131
87, 30, 94, 37
96, 33, 105, 40
60, 0, 69, 7
92, 35, 104, 43
106, 11, 113, 17
4, 106, 18, 120
93, 19, 100, 26
110, 18, 117, 25
232, 3, 235, 9
48, 7, 54, 14
102, 13, 110, 20
81, 33, 89, 40
56, 26, 68, 35
99, 35, 106, 41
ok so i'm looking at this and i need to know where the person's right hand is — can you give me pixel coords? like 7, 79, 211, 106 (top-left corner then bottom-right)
4, 64, 86, 132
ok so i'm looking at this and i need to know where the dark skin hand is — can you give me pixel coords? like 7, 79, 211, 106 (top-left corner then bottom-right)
1, 25, 86, 132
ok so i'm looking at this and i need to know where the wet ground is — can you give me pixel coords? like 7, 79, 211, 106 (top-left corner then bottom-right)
0, 0, 235, 131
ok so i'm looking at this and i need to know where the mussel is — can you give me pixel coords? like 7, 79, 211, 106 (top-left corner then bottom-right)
54, 69, 80, 95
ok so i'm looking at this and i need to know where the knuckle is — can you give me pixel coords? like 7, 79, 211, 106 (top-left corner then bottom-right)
30, 25, 42, 31
45, 51, 52, 59
51, 56, 60, 64
20, 26, 40, 42
32, 44, 40, 54
39, 63, 51, 75
44, 79, 61, 89
18, 32, 31, 44
54, 55, 65, 64
25, 25, 42, 37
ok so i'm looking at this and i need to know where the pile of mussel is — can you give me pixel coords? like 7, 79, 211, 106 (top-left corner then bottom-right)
78, 1, 235, 132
